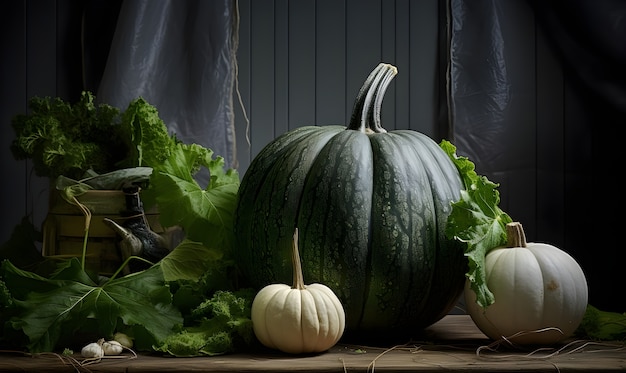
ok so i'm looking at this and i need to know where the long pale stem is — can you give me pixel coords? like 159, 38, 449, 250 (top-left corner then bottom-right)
291, 228, 306, 290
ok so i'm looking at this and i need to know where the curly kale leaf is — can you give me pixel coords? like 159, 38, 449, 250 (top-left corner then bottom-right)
10, 91, 127, 179
154, 289, 255, 356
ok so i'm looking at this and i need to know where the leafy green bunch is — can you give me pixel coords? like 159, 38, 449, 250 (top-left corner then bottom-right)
10, 91, 180, 181
11, 91, 128, 180
2, 93, 247, 355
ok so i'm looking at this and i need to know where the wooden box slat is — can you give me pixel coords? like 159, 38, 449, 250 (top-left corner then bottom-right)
42, 189, 161, 275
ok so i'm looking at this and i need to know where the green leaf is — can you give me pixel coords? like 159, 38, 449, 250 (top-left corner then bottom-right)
575, 304, 626, 341
10, 91, 126, 179
440, 140, 512, 308
154, 289, 255, 356
160, 239, 223, 282
1, 258, 182, 353
145, 143, 240, 252
122, 97, 177, 168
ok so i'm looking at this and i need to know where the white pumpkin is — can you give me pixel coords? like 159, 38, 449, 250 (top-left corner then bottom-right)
251, 228, 346, 354
465, 222, 588, 345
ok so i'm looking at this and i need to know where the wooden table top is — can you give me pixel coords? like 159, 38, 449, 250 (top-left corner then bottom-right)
1, 315, 624, 372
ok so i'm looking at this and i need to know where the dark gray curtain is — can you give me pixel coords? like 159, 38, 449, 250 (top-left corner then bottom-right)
97, 0, 239, 184
448, 0, 511, 170
448, 0, 625, 312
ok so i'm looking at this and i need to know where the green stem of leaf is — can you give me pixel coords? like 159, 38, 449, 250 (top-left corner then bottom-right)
109, 256, 155, 281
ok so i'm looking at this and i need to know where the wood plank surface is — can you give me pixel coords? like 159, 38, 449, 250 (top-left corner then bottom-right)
1, 315, 624, 372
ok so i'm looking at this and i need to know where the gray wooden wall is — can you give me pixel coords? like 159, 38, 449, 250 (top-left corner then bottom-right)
233, 0, 446, 175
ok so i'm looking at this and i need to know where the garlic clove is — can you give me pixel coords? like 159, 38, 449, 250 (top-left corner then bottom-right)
102, 340, 124, 356
81, 339, 105, 358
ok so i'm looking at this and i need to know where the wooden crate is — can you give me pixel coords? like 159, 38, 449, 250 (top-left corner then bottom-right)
42, 189, 163, 275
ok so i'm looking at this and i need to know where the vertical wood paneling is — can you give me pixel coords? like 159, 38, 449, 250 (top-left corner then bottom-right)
316, 0, 346, 125
234, 0, 251, 171
248, 0, 277, 158
408, 0, 439, 136
380, 0, 396, 130
288, 0, 316, 128
273, 0, 289, 133
391, 0, 411, 131
345, 0, 384, 116
26, 0, 57, 96
235, 0, 442, 172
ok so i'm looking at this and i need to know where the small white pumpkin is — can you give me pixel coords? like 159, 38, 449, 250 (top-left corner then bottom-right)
465, 222, 588, 345
251, 228, 346, 354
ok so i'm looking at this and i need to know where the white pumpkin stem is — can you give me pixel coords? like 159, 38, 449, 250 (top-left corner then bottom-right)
291, 228, 306, 290
506, 222, 528, 248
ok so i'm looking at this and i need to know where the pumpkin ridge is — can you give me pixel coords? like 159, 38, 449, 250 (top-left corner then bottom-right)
297, 130, 374, 330
400, 131, 466, 322
370, 133, 436, 327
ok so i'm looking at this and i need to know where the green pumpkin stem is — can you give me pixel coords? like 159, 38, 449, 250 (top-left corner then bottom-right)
348, 63, 398, 134
506, 222, 528, 248
291, 228, 306, 290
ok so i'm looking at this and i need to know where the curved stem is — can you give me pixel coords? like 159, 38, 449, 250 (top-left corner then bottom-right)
347, 63, 398, 134
108, 255, 154, 281
506, 222, 527, 248
370, 65, 398, 133
291, 228, 306, 290
348, 64, 385, 129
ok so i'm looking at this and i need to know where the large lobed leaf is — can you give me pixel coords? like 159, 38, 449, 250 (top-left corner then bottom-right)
1, 258, 182, 353
159, 239, 223, 283
145, 143, 240, 253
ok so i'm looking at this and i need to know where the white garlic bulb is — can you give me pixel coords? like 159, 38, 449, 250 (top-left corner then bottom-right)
102, 340, 124, 355
81, 339, 105, 358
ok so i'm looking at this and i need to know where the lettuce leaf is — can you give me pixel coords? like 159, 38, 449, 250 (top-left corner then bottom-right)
440, 140, 512, 308
122, 97, 178, 169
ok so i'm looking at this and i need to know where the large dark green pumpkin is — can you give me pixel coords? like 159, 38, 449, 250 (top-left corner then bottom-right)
234, 63, 466, 340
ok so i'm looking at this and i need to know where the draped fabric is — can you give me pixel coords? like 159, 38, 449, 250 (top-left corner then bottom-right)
449, 0, 625, 166
448, 0, 625, 312
97, 0, 239, 184
448, 0, 511, 170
